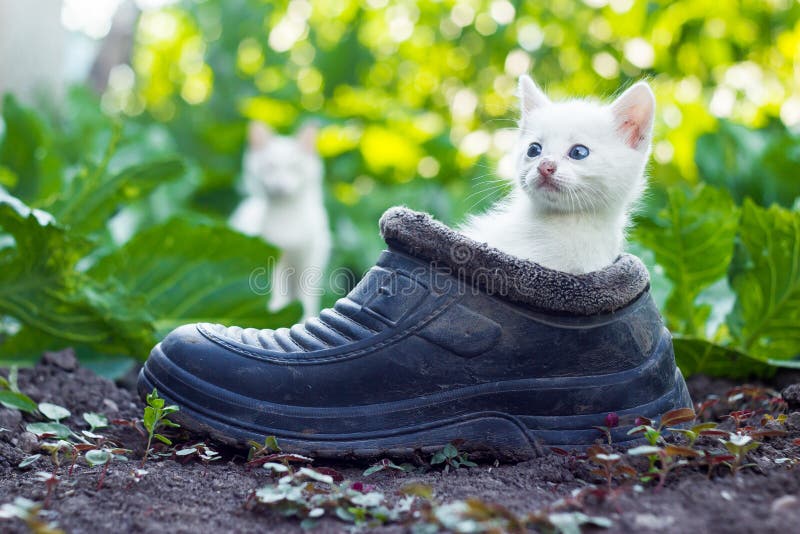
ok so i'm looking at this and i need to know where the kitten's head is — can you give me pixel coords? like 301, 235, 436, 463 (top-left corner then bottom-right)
514, 75, 655, 216
242, 121, 322, 198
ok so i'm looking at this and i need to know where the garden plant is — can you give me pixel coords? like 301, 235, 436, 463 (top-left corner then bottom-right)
1, 0, 800, 532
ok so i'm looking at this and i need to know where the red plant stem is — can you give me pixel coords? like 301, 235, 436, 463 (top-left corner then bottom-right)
44, 478, 57, 509
97, 462, 110, 490
69, 452, 78, 477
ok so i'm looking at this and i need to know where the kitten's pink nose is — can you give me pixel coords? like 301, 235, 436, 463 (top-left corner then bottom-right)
537, 160, 557, 177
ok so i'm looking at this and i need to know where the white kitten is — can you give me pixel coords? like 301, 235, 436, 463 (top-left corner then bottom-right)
461, 75, 655, 274
230, 122, 331, 318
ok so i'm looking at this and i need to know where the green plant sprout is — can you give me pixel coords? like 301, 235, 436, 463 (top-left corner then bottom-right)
0, 368, 37, 413
249, 467, 413, 529
430, 443, 477, 472
586, 445, 637, 489
141, 388, 180, 467
720, 433, 761, 474
363, 458, 414, 477
246, 435, 313, 470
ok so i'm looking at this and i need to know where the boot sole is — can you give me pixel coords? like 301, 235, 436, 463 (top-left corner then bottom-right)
138, 332, 692, 460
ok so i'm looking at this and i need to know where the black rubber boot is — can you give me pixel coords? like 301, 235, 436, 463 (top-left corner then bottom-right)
138, 207, 691, 459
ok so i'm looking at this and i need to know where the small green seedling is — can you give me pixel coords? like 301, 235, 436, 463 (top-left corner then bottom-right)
141, 388, 180, 466
430, 443, 477, 473
628, 407, 697, 447
38, 403, 70, 423
668, 422, 726, 447
363, 458, 414, 477
247, 435, 312, 469
175, 442, 221, 463
586, 445, 637, 489
628, 443, 701, 491
0, 367, 38, 414
82, 412, 109, 433
248, 435, 281, 460
720, 433, 760, 474
250, 467, 410, 529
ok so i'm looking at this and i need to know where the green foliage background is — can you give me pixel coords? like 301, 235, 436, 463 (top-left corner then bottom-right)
1, 0, 800, 378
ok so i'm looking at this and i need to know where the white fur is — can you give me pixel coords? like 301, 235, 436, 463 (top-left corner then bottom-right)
461, 76, 655, 274
230, 122, 331, 318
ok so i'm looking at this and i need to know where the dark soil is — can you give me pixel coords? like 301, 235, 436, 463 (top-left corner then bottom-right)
1, 352, 799, 533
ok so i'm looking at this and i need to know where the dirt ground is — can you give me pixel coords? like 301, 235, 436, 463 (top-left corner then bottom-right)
1, 352, 800, 533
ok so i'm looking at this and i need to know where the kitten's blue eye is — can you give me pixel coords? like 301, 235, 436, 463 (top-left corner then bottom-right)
568, 144, 590, 160
527, 142, 542, 158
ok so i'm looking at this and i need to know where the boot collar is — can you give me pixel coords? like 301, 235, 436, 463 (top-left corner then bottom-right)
379, 206, 650, 316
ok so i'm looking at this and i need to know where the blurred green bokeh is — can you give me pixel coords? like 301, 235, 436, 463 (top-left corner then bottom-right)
102, 0, 800, 281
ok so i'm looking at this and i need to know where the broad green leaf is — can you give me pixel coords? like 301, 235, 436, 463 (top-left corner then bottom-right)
0, 199, 154, 357
729, 201, 800, 361
696, 120, 800, 209
0, 390, 38, 413
673, 337, 774, 379
26, 422, 71, 439
0, 95, 63, 204
143, 406, 156, 433
634, 185, 738, 336
47, 156, 186, 235
89, 217, 301, 343
83, 412, 109, 431
38, 402, 70, 422
85, 449, 111, 466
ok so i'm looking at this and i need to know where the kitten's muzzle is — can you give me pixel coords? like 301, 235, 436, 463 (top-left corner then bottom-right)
537, 160, 557, 177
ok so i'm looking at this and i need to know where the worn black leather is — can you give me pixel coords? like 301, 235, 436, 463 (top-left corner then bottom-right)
139, 240, 691, 458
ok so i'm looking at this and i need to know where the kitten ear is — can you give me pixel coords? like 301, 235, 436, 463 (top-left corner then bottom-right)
518, 75, 549, 122
248, 121, 273, 149
297, 123, 319, 153
610, 82, 655, 151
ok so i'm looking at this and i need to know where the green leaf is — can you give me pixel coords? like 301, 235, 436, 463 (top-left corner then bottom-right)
85, 449, 111, 466
264, 435, 281, 452
0, 390, 38, 413
729, 201, 800, 361
18, 454, 41, 469
0, 198, 154, 358
363, 464, 385, 477
0, 95, 62, 203
48, 156, 186, 235
143, 406, 156, 433
154, 433, 173, 446
26, 422, 71, 439
89, 217, 301, 343
442, 443, 459, 458
673, 337, 774, 379
38, 402, 71, 422
696, 120, 800, 209
627, 445, 662, 456
83, 412, 109, 431
634, 185, 738, 335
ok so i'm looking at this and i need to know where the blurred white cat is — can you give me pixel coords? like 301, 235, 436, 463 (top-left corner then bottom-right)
230, 122, 331, 318
461, 75, 655, 274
